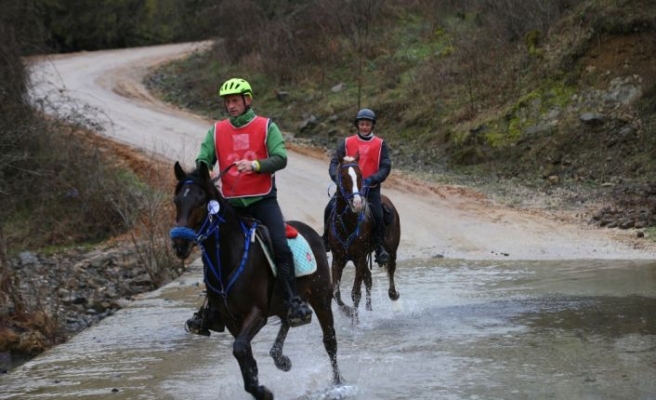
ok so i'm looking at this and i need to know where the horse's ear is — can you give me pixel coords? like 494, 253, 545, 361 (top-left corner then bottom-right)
354, 152, 360, 162
198, 161, 210, 181
174, 161, 186, 181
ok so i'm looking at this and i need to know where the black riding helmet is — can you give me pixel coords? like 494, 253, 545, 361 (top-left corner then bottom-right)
354, 108, 376, 128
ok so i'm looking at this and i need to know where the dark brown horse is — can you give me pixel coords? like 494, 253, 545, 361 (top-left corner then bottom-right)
170, 161, 342, 400
326, 155, 401, 322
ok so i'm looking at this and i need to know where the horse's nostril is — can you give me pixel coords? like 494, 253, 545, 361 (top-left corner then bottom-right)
172, 241, 191, 259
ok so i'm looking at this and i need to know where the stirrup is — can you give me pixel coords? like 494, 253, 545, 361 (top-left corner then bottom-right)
287, 298, 312, 328
185, 313, 210, 337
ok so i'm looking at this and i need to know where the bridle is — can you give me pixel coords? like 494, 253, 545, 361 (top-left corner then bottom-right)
169, 163, 256, 301
337, 162, 367, 212
329, 162, 368, 250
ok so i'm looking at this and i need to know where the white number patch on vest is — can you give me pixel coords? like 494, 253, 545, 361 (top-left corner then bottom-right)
233, 133, 250, 151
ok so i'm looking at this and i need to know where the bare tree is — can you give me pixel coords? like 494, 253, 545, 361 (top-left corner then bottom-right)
322, 0, 380, 108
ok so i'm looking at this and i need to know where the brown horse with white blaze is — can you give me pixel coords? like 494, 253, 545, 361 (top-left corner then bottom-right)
326, 154, 401, 323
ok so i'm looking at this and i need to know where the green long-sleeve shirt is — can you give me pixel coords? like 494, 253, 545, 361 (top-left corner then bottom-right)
196, 108, 288, 207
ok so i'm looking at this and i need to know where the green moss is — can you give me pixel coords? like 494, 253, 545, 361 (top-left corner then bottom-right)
643, 227, 656, 242
524, 30, 542, 57
515, 91, 541, 111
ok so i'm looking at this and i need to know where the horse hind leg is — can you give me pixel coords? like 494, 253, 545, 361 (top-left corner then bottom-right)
269, 323, 291, 371
387, 255, 400, 301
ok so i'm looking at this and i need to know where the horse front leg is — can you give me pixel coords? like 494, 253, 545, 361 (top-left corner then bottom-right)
363, 259, 373, 311
269, 322, 291, 371
233, 309, 271, 400
351, 257, 369, 323
331, 256, 354, 319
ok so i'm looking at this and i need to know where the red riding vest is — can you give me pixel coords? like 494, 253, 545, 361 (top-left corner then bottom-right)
214, 116, 273, 198
345, 135, 383, 179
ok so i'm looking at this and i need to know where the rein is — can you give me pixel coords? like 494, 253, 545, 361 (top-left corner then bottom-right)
211, 162, 236, 184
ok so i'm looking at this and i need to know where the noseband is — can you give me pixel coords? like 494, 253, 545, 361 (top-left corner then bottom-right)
170, 180, 224, 243
337, 162, 367, 204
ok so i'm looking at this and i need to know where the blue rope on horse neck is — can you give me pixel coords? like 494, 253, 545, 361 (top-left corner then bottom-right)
170, 206, 255, 299
200, 217, 256, 299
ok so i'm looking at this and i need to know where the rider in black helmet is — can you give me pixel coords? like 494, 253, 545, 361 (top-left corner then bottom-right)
323, 108, 392, 265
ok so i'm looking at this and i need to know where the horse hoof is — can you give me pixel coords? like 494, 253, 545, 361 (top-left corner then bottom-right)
273, 354, 292, 372
253, 385, 274, 400
389, 289, 400, 301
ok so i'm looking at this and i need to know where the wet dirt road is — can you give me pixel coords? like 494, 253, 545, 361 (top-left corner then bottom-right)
4, 42, 655, 399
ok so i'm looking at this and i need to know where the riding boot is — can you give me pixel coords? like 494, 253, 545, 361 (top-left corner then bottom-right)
374, 225, 390, 265
185, 299, 225, 336
277, 262, 312, 327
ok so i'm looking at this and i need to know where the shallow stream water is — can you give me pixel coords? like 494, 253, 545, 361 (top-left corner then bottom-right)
2, 257, 655, 400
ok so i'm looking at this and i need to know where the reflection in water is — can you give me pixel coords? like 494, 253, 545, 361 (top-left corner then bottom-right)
1, 259, 655, 399
517, 295, 656, 337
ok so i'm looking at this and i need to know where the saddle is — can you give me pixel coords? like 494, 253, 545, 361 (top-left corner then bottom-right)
240, 217, 299, 242
240, 217, 316, 277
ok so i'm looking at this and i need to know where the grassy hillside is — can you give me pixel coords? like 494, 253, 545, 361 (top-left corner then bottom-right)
146, 0, 656, 228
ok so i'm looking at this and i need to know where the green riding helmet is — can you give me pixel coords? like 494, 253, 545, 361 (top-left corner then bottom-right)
219, 78, 253, 98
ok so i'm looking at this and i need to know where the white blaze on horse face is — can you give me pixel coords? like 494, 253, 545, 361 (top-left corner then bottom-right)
183, 188, 190, 197
348, 166, 364, 212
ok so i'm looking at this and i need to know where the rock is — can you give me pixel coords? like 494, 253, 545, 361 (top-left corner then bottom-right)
331, 83, 345, 92
579, 112, 605, 125
299, 115, 318, 131
18, 252, 39, 267
3, 241, 184, 365
276, 90, 289, 101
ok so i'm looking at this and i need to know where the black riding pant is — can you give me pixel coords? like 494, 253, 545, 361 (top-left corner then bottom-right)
324, 196, 336, 230
367, 187, 385, 246
234, 197, 294, 269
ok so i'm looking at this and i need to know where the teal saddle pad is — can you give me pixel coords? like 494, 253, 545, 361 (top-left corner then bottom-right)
257, 232, 317, 277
